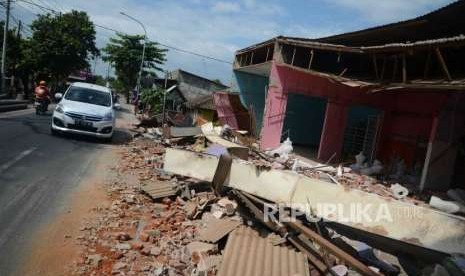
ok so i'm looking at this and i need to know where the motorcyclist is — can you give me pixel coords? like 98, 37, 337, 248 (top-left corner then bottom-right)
34, 80, 51, 111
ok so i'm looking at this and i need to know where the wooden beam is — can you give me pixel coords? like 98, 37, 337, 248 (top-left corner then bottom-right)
402, 54, 407, 83
423, 49, 432, 79
265, 46, 270, 61
392, 56, 398, 82
286, 221, 381, 276
372, 54, 379, 80
250, 51, 254, 65
291, 46, 296, 65
380, 56, 387, 81
435, 48, 452, 81
308, 49, 314, 70
339, 68, 348, 77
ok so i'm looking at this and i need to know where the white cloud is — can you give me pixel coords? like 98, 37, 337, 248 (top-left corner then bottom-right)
211, 2, 241, 13
15, 0, 450, 83
326, 0, 454, 23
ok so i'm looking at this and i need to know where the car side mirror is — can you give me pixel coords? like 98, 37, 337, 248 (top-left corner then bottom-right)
55, 93, 63, 100
113, 103, 121, 109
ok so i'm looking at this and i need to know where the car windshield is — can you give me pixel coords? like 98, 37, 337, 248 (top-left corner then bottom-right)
64, 86, 111, 107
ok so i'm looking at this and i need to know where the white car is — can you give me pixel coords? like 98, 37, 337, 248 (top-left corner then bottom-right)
51, 82, 118, 141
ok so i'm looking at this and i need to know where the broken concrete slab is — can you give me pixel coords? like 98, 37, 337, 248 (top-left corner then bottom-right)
166, 126, 202, 138
197, 218, 242, 243
163, 148, 465, 256
201, 122, 249, 160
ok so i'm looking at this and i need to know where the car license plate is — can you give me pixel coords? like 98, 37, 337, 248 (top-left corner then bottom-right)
75, 119, 92, 127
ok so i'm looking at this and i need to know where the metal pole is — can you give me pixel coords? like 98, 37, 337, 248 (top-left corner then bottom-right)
162, 70, 168, 124
120, 12, 146, 96
105, 62, 111, 88
1, 0, 11, 96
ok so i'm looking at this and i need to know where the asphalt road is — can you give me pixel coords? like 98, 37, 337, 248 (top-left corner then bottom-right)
0, 106, 132, 275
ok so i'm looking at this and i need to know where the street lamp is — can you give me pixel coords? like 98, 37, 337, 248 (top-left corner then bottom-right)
120, 11, 147, 96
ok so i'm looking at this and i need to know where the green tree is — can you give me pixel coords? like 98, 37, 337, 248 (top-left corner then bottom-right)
212, 78, 224, 86
140, 87, 164, 114
94, 75, 106, 86
102, 33, 167, 100
28, 11, 99, 83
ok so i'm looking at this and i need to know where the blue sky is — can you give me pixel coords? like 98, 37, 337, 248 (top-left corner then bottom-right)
11, 0, 455, 84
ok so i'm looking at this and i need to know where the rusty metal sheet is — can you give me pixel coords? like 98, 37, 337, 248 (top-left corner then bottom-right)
141, 181, 177, 200
163, 148, 465, 255
217, 226, 309, 276
197, 218, 242, 243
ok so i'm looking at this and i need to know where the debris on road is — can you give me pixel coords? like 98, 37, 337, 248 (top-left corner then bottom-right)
71, 123, 465, 276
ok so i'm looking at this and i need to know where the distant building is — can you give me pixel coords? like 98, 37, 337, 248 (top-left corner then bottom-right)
160, 69, 229, 125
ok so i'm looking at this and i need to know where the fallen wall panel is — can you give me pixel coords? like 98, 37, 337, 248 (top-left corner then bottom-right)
163, 148, 465, 255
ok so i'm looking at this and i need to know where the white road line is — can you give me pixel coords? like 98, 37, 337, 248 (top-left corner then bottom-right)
0, 107, 33, 118
0, 147, 37, 174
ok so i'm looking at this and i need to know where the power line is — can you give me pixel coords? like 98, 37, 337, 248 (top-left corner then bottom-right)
158, 42, 232, 64
15, 1, 39, 15
18, 0, 55, 14
92, 24, 232, 64
16, 0, 233, 65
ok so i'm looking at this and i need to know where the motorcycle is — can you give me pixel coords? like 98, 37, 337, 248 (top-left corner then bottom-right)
35, 98, 49, 115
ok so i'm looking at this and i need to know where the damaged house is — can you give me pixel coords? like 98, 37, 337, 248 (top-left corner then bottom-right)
162, 69, 229, 126
232, 1, 465, 192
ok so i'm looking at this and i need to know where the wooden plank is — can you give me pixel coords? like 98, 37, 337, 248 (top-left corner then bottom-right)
291, 46, 296, 65
380, 56, 386, 81
308, 49, 314, 70
287, 221, 380, 276
392, 56, 398, 82
402, 54, 407, 83
372, 55, 379, 80
423, 49, 432, 79
435, 48, 452, 81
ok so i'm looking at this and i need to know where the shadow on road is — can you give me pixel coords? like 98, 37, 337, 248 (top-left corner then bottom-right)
54, 128, 132, 145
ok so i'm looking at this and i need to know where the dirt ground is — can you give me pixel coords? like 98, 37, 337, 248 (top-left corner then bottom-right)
20, 144, 118, 276
20, 105, 138, 276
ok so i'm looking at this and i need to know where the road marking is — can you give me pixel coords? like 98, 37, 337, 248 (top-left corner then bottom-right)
0, 147, 37, 174
0, 107, 34, 118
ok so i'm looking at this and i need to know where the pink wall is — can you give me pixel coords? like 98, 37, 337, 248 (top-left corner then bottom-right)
214, 92, 240, 129
318, 100, 349, 161
259, 62, 451, 164
260, 63, 288, 149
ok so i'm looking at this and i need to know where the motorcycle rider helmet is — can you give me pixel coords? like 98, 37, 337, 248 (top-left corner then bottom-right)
39, 80, 46, 86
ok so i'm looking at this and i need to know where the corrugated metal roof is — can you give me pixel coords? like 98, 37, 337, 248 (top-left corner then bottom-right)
197, 218, 242, 243
217, 226, 309, 276
141, 181, 177, 199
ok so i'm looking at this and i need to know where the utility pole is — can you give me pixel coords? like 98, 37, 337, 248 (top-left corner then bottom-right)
16, 20, 21, 38
1, 0, 11, 96
119, 12, 146, 97
162, 70, 168, 124
105, 62, 111, 88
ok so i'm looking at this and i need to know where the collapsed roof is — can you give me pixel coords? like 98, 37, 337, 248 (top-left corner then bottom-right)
234, 1, 465, 91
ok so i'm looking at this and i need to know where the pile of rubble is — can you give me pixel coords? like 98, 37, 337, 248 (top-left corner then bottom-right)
71, 123, 465, 276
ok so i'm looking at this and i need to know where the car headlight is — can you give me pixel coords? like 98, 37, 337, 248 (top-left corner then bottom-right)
55, 105, 64, 114
103, 112, 113, 121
